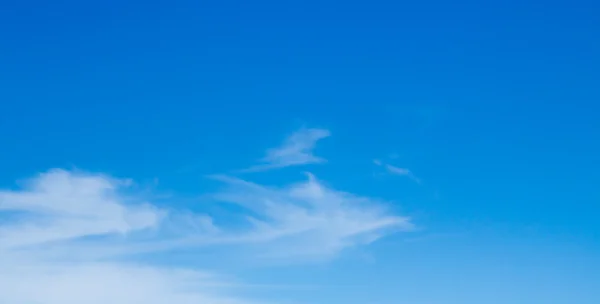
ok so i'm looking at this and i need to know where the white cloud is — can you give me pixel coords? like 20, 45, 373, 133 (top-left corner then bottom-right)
374, 160, 421, 184
208, 173, 412, 259
0, 169, 161, 249
0, 260, 250, 304
0, 167, 411, 303
243, 128, 330, 172
0, 170, 253, 304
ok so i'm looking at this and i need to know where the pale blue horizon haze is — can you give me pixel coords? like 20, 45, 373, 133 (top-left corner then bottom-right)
1, 1, 599, 304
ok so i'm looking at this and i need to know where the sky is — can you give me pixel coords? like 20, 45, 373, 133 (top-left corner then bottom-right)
1, 0, 600, 303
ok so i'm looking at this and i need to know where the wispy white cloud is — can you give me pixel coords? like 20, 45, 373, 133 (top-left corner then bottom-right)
208, 173, 412, 260
374, 159, 421, 184
0, 170, 253, 304
243, 128, 330, 172
0, 260, 250, 304
0, 169, 161, 249
0, 167, 411, 303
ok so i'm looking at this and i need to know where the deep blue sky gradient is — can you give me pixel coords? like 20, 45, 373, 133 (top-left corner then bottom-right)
1, 1, 600, 303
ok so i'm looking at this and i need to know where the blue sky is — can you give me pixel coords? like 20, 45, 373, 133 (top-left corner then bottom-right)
1, 0, 600, 303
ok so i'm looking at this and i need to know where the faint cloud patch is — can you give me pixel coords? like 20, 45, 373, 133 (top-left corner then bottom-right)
373, 159, 421, 184
242, 128, 330, 172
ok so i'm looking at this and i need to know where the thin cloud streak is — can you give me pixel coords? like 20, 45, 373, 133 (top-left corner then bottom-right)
374, 159, 421, 184
207, 173, 412, 260
243, 128, 330, 172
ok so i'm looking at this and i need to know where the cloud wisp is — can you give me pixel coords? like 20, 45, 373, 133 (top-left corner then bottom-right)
0, 166, 411, 303
374, 159, 421, 184
208, 173, 412, 260
243, 128, 330, 172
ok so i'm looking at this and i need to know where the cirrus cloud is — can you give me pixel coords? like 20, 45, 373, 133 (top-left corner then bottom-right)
0, 129, 415, 304
243, 128, 330, 172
